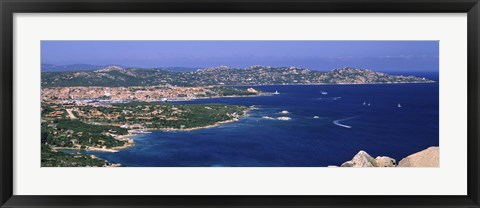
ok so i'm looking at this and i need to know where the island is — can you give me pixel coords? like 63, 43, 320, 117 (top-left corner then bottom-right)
41, 65, 433, 87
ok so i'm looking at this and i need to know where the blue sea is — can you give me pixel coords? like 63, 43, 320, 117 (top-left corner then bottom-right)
69, 73, 439, 167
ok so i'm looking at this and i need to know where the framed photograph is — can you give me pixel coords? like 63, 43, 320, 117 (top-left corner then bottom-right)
1, 0, 479, 207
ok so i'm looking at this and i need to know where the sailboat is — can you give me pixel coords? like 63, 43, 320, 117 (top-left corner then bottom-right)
398, 103, 402, 108
273, 90, 280, 95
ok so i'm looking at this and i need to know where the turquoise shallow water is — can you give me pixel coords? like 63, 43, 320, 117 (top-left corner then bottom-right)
63, 73, 439, 167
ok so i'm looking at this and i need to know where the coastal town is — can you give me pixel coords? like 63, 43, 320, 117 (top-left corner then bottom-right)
42, 85, 261, 103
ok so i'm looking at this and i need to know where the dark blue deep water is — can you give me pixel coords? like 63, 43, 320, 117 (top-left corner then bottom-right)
69, 75, 439, 167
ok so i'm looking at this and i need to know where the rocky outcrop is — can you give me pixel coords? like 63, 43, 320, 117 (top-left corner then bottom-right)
398, 147, 439, 167
341, 151, 377, 167
375, 156, 397, 167
340, 151, 396, 167
338, 147, 438, 167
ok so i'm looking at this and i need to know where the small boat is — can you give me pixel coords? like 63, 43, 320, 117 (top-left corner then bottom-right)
321, 91, 328, 95
277, 116, 291, 121
363, 101, 366, 105
367, 102, 371, 106
279, 110, 289, 114
398, 103, 402, 108
313, 116, 320, 119
273, 90, 280, 95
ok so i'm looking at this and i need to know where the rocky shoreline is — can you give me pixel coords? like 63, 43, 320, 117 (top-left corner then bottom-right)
333, 147, 439, 167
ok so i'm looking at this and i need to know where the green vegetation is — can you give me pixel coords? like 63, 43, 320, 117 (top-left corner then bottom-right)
41, 66, 434, 87
41, 105, 56, 114
109, 102, 248, 129
40, 102, 249, 130
41, 120, 126, 149
42, 102, 248, 132
41, 93, 250, 166
40, 101, 249, 166
56, 119, 128, 135
41, 145, 108, 167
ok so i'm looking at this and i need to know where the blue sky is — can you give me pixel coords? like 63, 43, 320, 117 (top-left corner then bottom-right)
41, 41, 439, 72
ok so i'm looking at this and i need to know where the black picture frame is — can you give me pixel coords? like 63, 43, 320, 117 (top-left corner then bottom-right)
1, 0, 479, 207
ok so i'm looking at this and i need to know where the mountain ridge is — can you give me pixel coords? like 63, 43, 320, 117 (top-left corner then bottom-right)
41, 65, 434, 87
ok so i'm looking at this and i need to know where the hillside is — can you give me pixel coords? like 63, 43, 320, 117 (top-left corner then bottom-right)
41, 65, 434, 87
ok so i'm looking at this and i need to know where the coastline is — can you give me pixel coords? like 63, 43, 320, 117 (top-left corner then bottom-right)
54, 107, 252, 155
220, 81, 436, 88
166, 92, 273, 102
143, 107, 252, 132
52, 146, 119, 153
51, 133, 135, 153
45, 82, 437, 167
145, 117, 239, 132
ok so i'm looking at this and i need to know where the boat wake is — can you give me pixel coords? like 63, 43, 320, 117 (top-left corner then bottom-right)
317, 97, 342, 101
333, 116, 357, 129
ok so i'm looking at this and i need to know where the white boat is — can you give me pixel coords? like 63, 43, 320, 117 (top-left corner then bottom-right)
313, 116, 320, 119
398, 103, 402, 108
273, 90, 280, 95
276, 116, 291, 121
321, 91, 328, 95
367, 102, 371, 106
279, 110, 289, 114
363, 101, 366, 105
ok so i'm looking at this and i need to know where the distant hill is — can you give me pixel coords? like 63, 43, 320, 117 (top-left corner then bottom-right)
162, 67, 201, 72
42, 64, 200, 73
41, 65, 434, 87
41, 64, 111, 72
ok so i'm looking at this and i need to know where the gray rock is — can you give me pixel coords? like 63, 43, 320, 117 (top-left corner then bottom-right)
341, 150, 378, 167
340, 161, 354, 167
375, 156, 396, 167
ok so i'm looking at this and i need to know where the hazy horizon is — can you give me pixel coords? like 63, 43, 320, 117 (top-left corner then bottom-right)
41, 41, 439, 72
40, 63, 440, 74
